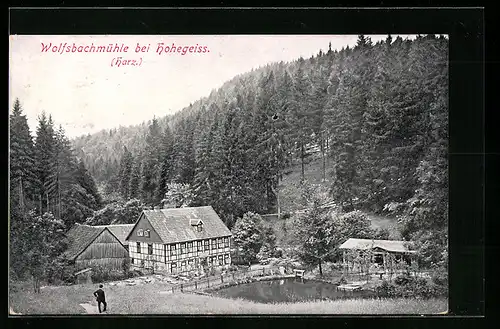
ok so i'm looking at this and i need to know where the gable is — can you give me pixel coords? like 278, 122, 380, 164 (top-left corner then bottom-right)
94, 224, 134, 245
125, 213, 163, 243
76, 228, 128, 261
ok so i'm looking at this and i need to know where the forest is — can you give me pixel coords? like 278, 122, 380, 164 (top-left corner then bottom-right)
10, 35, 448, 283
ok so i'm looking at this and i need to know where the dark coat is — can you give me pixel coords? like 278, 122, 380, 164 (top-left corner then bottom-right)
93, 288, 106, 302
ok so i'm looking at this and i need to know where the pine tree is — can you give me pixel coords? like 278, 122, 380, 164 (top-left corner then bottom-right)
192, 118, 217, 206
118, 146, 134, 200
34, 112, 56, 215
292, 184, 335, 276
128, 159, 141, 200
9, 98, 37, 211
289, 58, 314, 182
75, 159, 102, 209
253, 69, 283, 211
231, 212, 265, 264
53, 126, 98, 227
10, 99, 37, 277
155, 125, 175, 202
140, 117, 163, 205
171, 118, 196, 185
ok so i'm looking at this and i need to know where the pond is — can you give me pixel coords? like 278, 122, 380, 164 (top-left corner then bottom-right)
213, 278, 375, 304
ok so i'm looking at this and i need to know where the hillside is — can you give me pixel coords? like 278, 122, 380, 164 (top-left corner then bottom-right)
68, 35, 447, 269
263, 155, 402, 247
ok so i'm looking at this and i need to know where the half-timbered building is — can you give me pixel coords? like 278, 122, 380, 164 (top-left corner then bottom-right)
125, 206, 232, 274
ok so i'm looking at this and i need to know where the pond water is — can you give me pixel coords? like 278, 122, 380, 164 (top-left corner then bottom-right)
214, 278, 375, 304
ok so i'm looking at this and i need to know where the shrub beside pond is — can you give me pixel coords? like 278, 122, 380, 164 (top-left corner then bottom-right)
375, 273, 448, 298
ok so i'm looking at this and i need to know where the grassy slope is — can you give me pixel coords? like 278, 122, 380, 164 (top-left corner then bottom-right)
9, 281, 447, 315
271, 155, 402, 245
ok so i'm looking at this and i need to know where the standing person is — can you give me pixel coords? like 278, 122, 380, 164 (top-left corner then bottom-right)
93, 284, 107, 313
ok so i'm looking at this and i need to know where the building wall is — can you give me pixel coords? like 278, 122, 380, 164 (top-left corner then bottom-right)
128, 235, 232, 274
75, 229, 129, 271
127, 214, 163, 244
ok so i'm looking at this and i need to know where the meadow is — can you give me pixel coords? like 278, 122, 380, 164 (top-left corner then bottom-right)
9, 280, 447, 315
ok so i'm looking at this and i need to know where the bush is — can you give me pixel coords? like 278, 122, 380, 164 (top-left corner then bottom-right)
228, 265, 239, 272
394, 274, 411, 286
91, 266, 127, 283
375, 274, 447, 299
121, 258, 131, 276
431, 272, 448, 286
45, 256, 77, 285
375, 280, 397, 297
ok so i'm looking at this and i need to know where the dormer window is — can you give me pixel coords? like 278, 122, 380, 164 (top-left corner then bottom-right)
190, 218, 203, 232
137, 229, 144, 237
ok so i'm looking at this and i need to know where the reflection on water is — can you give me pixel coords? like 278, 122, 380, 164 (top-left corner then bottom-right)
214, 278, 374, 304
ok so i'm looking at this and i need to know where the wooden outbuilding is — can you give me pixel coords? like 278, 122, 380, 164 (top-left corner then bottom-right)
339, 238, 417, 272
64, 223, 130, 271
93, 224, 134, 251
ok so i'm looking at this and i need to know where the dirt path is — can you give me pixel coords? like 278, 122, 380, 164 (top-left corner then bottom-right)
79, 302, 99, 314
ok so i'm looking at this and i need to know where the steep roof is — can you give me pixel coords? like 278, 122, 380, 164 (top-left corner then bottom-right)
64, 223, 130, 260
125, 206, 232, 244
93, 224, 134, 246
339, 238, 416, 254
64, 224, 105, 260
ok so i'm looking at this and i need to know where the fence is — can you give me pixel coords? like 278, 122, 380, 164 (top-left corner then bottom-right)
169, 266, 285, 293
335, 268, 435, 283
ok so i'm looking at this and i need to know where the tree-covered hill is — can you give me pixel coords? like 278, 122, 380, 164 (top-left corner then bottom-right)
72, 34, 448, 265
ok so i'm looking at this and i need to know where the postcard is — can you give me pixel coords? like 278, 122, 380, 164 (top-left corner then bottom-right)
9, 33, 449, 315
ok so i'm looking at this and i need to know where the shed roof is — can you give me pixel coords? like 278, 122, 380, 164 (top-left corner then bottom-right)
93, 224, 134, 245
125, 206, 231, 244
338, 238, 416, 253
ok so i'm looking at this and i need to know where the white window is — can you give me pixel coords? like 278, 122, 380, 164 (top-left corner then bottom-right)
137, 229, 144, 237
144, 230, 150, 237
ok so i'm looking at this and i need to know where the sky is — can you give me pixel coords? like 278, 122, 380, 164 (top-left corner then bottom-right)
9, 34, 416, 138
